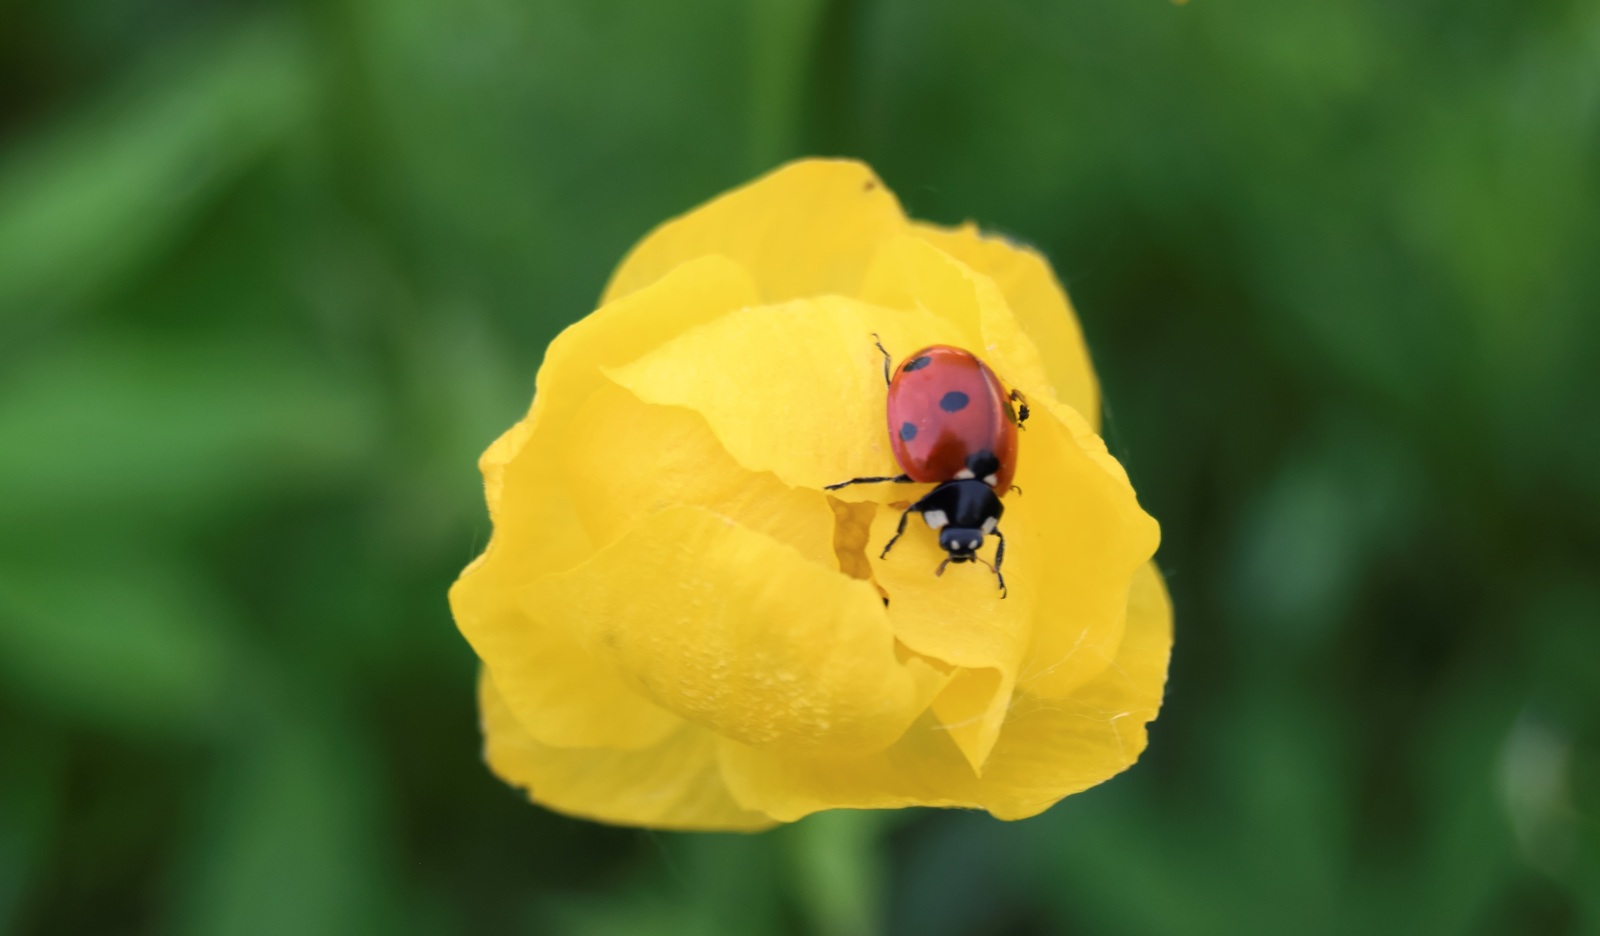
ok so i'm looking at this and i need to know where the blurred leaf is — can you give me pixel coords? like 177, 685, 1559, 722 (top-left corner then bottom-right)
172, 690, 398, 936
746, 0, 828, 170
1499, 711, 1580, 880
1026, 686, 1349, 936
886, 813, 1035, 936
328, 0, 755, 335
1028, 785, 1232, 936
0, 15, 311, 330
0, 725, 61, 935
543, 892, 707, 936
1409, 687, 1521, 934
783, 810, 887, 936
0, 338, 373, 536
0, 555, 231, 736
542, 832, 784, 936
1228, 419, 1422, 653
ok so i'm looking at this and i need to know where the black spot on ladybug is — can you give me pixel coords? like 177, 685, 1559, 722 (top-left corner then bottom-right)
903, 356, 932, 372
864, 180, 878, 191
900, 421, 918, 442
939, 391, 970, 413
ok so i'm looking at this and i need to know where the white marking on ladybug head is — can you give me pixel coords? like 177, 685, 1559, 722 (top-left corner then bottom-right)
967, 538, 980, 551
954, 468, 976, 480
981, 516, 997, 534
922, 509, 949, 530
984, 473, 998, 487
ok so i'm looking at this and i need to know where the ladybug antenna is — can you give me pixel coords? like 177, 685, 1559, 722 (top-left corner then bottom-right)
935, 557, 952, 577
871, 333, 893, 386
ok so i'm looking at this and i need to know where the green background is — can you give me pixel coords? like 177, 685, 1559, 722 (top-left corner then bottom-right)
3, 0, 1598, 933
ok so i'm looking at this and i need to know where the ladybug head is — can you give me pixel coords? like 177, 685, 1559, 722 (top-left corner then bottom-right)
933, 526, 1000, 583
937, 526, 985, 562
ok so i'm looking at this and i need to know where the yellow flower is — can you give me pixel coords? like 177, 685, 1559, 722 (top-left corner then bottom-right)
450, 159, 1170, 831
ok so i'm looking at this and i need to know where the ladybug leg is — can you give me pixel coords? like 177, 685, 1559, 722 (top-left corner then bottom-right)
824, 473, 912, 491
872, 333, 893, 386
879, 504, 916, 559
992, 529, 1007, 598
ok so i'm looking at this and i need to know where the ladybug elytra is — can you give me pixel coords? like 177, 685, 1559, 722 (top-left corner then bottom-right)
826, 336, 1028, 597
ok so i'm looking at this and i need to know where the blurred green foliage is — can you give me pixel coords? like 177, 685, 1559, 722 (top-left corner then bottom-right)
2, 0, 1598, 933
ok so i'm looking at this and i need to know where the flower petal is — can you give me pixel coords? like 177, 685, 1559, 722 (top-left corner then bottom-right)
861, 394, 1157, 768
519, 505, 947, 754
866, 498, 1033, 773
602, 159, 909, 305
597, 270, 1155, 767
861, 234, 1060, 419
452, 255, 761, 750
1013, 400, 1159, 700
718, 714, 979, 821
452, 552, 679, 750
910, 222, 1100, 428
480, 671, 774, 831
715, 559, 1172, 821
480, 252, 761, 542
604, 296, 969, 496
974, 559, 1173, 819
562, 380, 836, 568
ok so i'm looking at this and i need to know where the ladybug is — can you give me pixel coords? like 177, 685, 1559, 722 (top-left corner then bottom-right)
826, 336, 1028, 597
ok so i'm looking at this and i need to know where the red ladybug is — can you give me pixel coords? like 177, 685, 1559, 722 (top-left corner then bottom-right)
827, 337, 1028, 597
